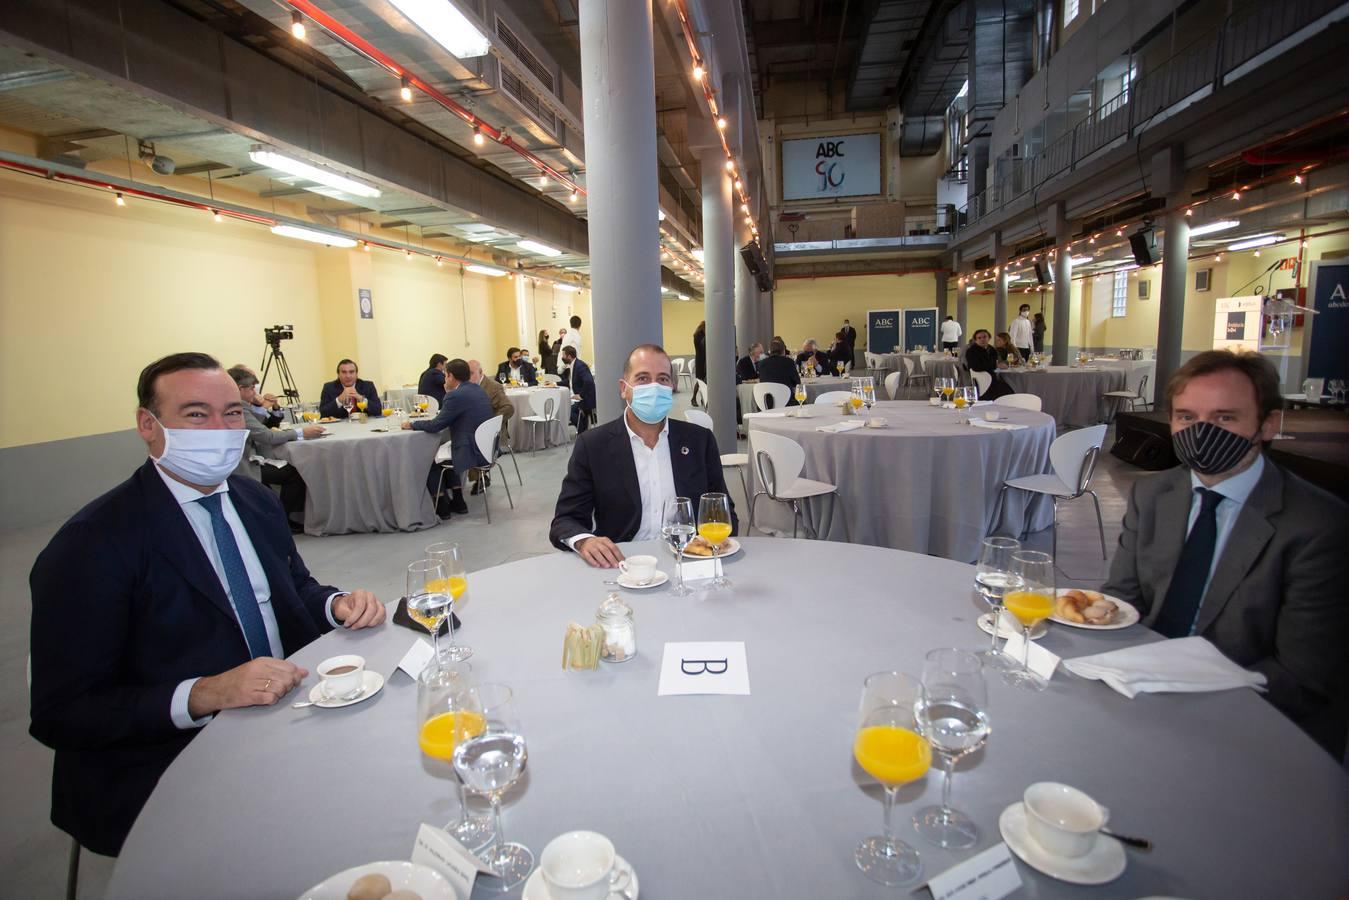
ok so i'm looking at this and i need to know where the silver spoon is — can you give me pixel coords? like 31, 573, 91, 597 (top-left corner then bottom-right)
1101, 828, 1151, 851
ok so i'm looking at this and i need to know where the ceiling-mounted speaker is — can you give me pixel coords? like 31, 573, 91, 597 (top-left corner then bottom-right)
1129, 227, 1158, 266
740, 242, 773, 292
1034, 261, 1053, 285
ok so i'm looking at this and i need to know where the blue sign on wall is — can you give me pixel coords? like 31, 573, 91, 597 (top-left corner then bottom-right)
1307, 263, 1349, 381
867, 309, 901, 353
904, 307, 939, 351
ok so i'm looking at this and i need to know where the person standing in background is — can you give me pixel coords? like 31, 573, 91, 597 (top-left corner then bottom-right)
538, 330, 555, 375
940, 316, 963, 352
560, 315, 583, 359
1009, 303, 1033, 361
1032, 312, 1047, 356
693, 320, 708, 382
841, 318, 857, 359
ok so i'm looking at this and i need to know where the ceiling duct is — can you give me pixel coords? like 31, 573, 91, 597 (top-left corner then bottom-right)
899, 115, 945, 155
847, 0, 935, 111
896, 1, 970, 156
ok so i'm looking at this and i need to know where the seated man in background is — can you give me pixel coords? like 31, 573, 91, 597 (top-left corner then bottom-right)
550, 344, 737, 568
29, 352, 386, 857
755, 338, 802, 406
231, 363, 284, 426
319, 358, 382, 418
562, 345, 596, 435
795, 339, 829, 376
736, 342, 764, 382
404, 358, 493, 516
1102, 350, 1347, 756
469, 359, 515, 448
418, 353, 449, 406
495, 347, 538, 386
964, 329, 1012, 400
228, 366, 321, 533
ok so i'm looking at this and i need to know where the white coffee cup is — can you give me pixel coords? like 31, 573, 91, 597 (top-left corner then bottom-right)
865, 416, 888, 428
1023, 782, 1109, 858
984, 409, 1002, 421
316, 654, 365, 700
540, 831, 631, 900
928, 396, 941, 406
618, 555, 658, 585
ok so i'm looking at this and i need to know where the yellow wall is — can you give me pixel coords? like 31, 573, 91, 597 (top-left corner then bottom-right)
772, 272, 939, 350
662, 299, 706, 355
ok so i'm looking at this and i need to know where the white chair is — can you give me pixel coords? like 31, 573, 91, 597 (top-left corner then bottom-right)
994, 393, 1043, 412
684, 409, 749, 501
521, 392, 557, 454
752, 382, 790, 411
971, 370, 992, 398
865, 352, 881, 372
813, 391, 853, 405
884, 370, 903, 401
1104, 371, 1151, 414
748, 430, 845, 539
999, 424, 1109, 561
903, 356, 931, 390
692, 378, 709, 409
465, 415, 514, 523
674, 357, 694, 391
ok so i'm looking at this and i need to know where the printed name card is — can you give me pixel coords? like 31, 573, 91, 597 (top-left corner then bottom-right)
396, 639, 436, 680
677, 557, 721, 582
925, 842, 1022, 900
411, 823, 497, 895
1001, 632, 1061, 681
657, 642, 750, 696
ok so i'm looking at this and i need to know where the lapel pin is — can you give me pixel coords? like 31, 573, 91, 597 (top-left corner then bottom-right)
681, 446, 690, 455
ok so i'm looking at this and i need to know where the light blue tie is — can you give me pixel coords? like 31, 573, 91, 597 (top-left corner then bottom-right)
196, 493, 271, 659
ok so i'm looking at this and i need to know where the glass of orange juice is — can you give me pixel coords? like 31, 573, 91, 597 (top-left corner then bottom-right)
425, 541, 472, 662
356, 398, 368, 413
417, 663, 494, 850
1003, 550, 1055, 692
794, 385, 808, 415
697, 493, 733, 589
381, 407, 393, 417
853, 671, 931, 886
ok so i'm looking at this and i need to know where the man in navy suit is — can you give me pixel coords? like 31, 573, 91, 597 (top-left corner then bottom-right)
404, 357, 493, 516
29, 353, 386, 857
319, 358, 383, 418
550, 344, 737, 568
562, 345, 596, 434
494, 347, 538, 386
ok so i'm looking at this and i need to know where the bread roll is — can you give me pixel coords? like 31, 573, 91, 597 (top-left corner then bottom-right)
346, 873, 392, 900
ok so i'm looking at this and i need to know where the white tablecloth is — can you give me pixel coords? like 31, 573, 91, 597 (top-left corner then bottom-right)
506, 386, 571, 450
999, 366, 1127, 427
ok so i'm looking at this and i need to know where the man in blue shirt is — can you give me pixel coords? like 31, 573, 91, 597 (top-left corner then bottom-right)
404, 358, 493, 516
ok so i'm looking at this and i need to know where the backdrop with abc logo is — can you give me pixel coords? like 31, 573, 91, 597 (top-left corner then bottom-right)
867, 310, 901, 352
781, 133, 882, 201
903, 308, 939, 350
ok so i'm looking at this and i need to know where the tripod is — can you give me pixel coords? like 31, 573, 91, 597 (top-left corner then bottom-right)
259, 336, 301, 409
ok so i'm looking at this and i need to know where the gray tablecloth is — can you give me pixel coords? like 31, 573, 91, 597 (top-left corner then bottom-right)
1089, 358, 1156, 405
736, 377, 854, 415
999, 366, 1127, 427
506, 386, 570, 451
275, 419, 441, 535
745, 401, 1055, 561
105, 538, 1349, 900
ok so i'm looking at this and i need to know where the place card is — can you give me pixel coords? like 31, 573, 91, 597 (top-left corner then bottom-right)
395, 638, 436, 680
678, 557, 720, 582
657, 642, 750, 696
412, 823, 496, 894
924, 842, 1021, 900
1002, 631, 1061, 681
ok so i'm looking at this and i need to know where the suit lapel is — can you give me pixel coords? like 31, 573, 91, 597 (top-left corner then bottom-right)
667, 421, 699, 495
1147, 471, 1194, 617
1195, 463, 1281, 634
605, 418, 640, 513
139, 462, 238, 624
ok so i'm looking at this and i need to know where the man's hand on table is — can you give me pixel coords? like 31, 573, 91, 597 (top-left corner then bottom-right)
400, 421, 413, 431
333, 590, 386, 629
575, 536, 624, 568
301, 425, 324, 439
188, 657, 306, 717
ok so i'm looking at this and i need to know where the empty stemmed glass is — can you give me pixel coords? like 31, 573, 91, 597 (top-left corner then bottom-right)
974, 537, 1022, 671
417, 662, 495, 851
913, 649, 991, 849
697, 493, 734, 589
662, 497, 696, 596
1003, 550, 1055, 691
454, 683, 533, 889
425, 542, 472, 663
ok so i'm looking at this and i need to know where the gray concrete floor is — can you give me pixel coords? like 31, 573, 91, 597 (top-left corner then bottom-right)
0, 391, 1151, 898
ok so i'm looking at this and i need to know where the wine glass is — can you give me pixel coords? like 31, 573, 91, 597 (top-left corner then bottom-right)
425, 542, 472, 663
406, 559, 453, 668
794, 384, 808, 415
454, 683, 533, 889
861, 377, 876, 413
697, 493, 734, 589
417, 662, 495, 851
974, 537, 1021, 671
853, 671, 931, 886
661, 497, 696, 596
913, 649, 990, 849
1003, 550, 1055, 691
356, 397, 369, 415
848, 389, 865, 417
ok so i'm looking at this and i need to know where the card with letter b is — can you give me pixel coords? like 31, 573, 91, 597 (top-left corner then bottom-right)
657, 642, 750, 696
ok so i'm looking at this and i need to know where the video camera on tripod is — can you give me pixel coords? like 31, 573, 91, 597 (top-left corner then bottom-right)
264, 325, 294, 347
259, 324, 301, 405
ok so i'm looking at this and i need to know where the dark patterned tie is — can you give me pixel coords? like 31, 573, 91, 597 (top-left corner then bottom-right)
1156, 488, 1224, 638
197, 493, 271, 658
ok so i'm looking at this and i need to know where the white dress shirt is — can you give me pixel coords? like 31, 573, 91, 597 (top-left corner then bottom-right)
1008, 314, 1033, 348
1182, 453, 1265, 633
561, 330, 582, 359
940, 320, 962, 342
566, 414, 678, 550
156, 466, 340, 728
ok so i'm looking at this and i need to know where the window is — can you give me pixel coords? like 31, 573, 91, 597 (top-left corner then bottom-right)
1065, 0, 1079, 22
1195, 269, 1212, 292
1111, 271, 1128, 317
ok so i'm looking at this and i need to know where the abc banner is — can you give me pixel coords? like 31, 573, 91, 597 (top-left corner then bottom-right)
904, 307, 938, 351
1307, 262, 1349, 381
1212, 297, 1261, 352
867, 309, 901, 353
781, 133, 882, 201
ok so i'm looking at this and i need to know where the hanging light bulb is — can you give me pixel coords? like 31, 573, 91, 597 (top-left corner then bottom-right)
692, 63, 704, 81
473, 126, 485, 146
716, 117, 728, 130
1231, 191, 1240, 201
400, 76, 412, 102
1089, 235, 1096, 243
744, 215, 752, 225
741, 202, 749, 213
290, 12, 306, 39
1215, 253, 1222, 262
363, 241, 371, 252
1116, 229, 1123, 236
537, 172, 549, 188
724, 159, 735, 173
405, 249, 413, 261
734, 179, 743, 191
1293, 173, 1303, 185
1185, 208, 1192, 216
115, 192, 125, 206
569, 189, 579, 203
212, 209, 222, 223
436, 257, 443, 267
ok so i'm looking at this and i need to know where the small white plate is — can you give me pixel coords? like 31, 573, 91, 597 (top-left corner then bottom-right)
978, 611, 1047, 641
998, 802, 1125, 886
306, 670, 384, 709
670, 537, 742, 559
299, 860, 459, 900
1049, 590, 1141, 630
617, 571, 670, 590
522, 854, 638, 900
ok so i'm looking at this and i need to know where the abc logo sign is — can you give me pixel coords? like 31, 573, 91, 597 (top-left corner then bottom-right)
910, 315, 932, 326
874, 317, 895, 326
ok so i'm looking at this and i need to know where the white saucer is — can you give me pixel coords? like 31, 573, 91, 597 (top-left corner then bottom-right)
522, 855, 638, 900
617, 571, 670, 590
668, 537, 742, 559
1049, 589, 1141, 630
306, 670, 385, 709
998, 802, 1125, 885
978, 611, 1047, 640
299, 860, 458, 900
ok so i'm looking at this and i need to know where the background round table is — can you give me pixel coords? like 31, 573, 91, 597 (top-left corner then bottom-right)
504, 386, 571, 450
745, 401, 1055, 561
275, 417, 441, 535
999, 366, 1127, 427
385, 386, 421, 410
104, 538, 1349, 900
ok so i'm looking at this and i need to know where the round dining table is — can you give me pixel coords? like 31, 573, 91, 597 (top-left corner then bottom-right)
999, 366, 1127, 427
275, 416, 442, 535
104, 538, 1349, 900
745, 401, 1056, 561
504, 386, 571, 451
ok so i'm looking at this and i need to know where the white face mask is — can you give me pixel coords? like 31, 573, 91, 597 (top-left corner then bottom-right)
149, 414, 247, 485
1021, 310, 1030, 318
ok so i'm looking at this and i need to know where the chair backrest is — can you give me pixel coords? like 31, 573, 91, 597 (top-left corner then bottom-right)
529, 391, 555, 417
473, 415, 505, 465
751, 430, 806, 498
684, 409, 714, 430
694, 379, 708, 408
672, 357, 687, 374
813, 390, 853, 405
1048, 424, 1108, 496
902, 356, 916, 375
752, 383, 790, 411
971, 370, 992, 397
1123, 365, 1148, 395
865, 352, 880, 370
883, 370, 903, 400
1135, 372, 1149, 401
994, 393, 1042, 412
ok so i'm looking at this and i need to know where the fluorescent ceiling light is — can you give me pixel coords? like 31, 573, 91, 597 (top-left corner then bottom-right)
677, 293, 689, 301
387, 0, 491, 58
1069, 255, 1094, 265
1228, 234, 1281, 251
249, 147, 380, 198
1188, 219, 1240, 237
691, 247, 705, 263
518, 239, 562, 258
465, 264, 507, 277
553, 283, 580, 293
271, 224, 358, 248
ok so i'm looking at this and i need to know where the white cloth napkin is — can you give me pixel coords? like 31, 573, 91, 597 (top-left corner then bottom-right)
816, 420, 864, 434
745, 411, 788, 418
1063, 636, 1267, 698
969, 418, 1028, 431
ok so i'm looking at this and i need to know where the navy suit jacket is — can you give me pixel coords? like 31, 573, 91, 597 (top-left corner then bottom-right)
411, 381, 494, 470
495, 361, 538, 386
549, 416, 738, 549
29, 460, 338, 854
417, 367, 447, 405
569, 358, 597, 411
319, 378, 383, 418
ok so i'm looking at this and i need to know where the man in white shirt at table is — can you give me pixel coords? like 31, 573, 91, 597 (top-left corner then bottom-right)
1009, 303, 1033, 360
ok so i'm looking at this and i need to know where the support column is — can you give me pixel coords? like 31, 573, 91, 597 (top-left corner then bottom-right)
1156, 205, 1190, 401
935, 270, 949, 321
1051, 204, 1073, 365
701, 152, 737, 452
956, 278, 969, 348
735, 252, 756, 358
579, 0, 662, 421
994, 266, 1009, 338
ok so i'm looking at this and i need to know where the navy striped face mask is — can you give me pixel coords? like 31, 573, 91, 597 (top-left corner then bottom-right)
1171, 421, 1259, 475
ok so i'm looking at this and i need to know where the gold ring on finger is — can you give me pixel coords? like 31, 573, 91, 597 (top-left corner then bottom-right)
263, 678, 273, 691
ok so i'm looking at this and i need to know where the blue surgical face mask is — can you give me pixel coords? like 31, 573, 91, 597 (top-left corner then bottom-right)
623, 381, 673, 424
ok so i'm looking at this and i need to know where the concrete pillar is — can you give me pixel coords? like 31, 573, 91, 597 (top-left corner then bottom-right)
935, 270, 949, 320
734, 252, 756, 358
579, 0, 662, 421
994, 266, 1009, 337
956, 278, 969, 348
1052, 248, 1073, 365
1156, 206, 1189, 403
701, 152, 737, 452
760, 289, 774, 346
